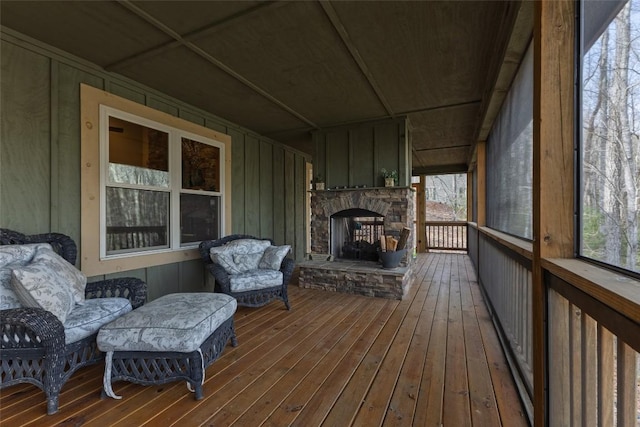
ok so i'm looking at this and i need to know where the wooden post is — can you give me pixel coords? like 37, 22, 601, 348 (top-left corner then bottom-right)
467, 170, 473, 223
476, 142, 486, 227
417, 175, 427, 253
533, 1, 575, 426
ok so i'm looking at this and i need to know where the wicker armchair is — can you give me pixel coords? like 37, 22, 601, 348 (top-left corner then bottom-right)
0, 229, 147, 414
199, 235, 294, 310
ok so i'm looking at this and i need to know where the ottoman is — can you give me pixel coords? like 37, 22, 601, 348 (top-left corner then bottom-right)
97, 292, 237, 400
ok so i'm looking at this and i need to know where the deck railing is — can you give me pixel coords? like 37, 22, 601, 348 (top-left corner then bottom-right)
106, 225, 167, 251
469, 224, 640, 425
425, 221, 467, 251
473, 227, 534, 419
545, 262, 640, 426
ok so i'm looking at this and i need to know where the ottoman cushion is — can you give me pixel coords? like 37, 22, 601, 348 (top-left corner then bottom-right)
97, 293, 236, 353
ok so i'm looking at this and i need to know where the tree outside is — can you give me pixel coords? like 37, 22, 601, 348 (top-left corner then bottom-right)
424, 173, 467, 221
582, 0, 640, 272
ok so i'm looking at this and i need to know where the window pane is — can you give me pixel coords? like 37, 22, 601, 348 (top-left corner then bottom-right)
581, 0, 639, 272
108, 116, 169, 187
180, 193, 220, 245
106, 187, 169, 254
182, 138, 220, 192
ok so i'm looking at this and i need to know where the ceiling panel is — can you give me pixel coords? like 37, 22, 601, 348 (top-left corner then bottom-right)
192, 1, 387, 126
0, 1, 530, 171
409, 103, 480, 151
331, 1, 507, 114
0, 1, 171, 66
116, 46, 308, 134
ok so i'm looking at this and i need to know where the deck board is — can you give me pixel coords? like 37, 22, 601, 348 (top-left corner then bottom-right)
0, 253, 528, 426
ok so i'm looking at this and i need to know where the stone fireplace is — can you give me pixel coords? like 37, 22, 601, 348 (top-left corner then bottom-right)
300, 186, 415, 300
311, 187, 415, 263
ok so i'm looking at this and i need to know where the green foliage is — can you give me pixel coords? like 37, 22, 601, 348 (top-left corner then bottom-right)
581, 208, 605, 259
380, 168, 398, 180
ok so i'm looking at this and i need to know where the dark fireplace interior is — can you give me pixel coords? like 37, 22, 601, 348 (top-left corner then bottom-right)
331, 208, 383, 261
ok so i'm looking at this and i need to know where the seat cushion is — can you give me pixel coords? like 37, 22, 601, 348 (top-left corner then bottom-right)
97, 293, 237, 353
229, 269, 283, 292
64, 297, 132, 344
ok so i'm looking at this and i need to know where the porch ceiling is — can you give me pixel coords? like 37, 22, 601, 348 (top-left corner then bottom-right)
0, 0, 532, 173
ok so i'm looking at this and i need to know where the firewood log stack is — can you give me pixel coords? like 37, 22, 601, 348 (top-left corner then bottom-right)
379, 227, 411, 252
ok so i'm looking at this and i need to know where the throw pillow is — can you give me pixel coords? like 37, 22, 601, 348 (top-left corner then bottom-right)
210, 248, 242, 275
0, 243, 42, 268
224, 239, 271, 254
259, 245, 291, 270
0, 243, 55, 310
0, 269, 22, 309
11, 264, 76, 323
233, 252, 263, 272
32, 245, 86, 305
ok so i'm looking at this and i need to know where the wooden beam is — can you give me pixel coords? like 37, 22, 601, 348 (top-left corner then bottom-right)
533, 1, 575, 426
412, 164, 469, 176
319, 0, 395, 118
475, 1, 534, 143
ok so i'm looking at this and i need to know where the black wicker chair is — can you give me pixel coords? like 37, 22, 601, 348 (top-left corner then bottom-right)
199, 235, 293, 310
0, 228, 147, 414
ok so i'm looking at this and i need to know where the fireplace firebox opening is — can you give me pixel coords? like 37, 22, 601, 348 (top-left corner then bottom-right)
331, 208, 384, 261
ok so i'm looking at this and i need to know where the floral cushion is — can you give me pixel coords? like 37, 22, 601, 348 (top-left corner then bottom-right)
0, 244, 49, 310
229, 269, 283, 292
209, 239, 271, 275
97, 293, 237, 353
258, 245, 291, 270
0, 269, 23, 310
233, 253, 263, 271
0, 243, 44, 268
64, 297, 132, 344
31, 245, 86, 305
11, 264, 76, 323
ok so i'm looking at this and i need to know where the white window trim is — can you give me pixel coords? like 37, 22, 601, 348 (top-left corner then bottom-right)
81, 84, 232, 276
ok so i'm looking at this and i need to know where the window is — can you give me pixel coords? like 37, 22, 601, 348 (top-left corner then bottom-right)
102, 108, 223, 258
580, 0, 639, 273
81, 84, 231, 276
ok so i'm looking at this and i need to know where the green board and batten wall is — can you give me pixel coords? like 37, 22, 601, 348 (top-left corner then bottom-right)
0, 29, 310, 301
312, 118, 411, 190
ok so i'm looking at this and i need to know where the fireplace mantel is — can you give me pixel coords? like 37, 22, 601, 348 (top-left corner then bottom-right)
309, 186, 412, 192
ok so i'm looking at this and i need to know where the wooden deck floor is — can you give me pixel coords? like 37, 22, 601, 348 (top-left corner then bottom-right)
0, 253, 529, 426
